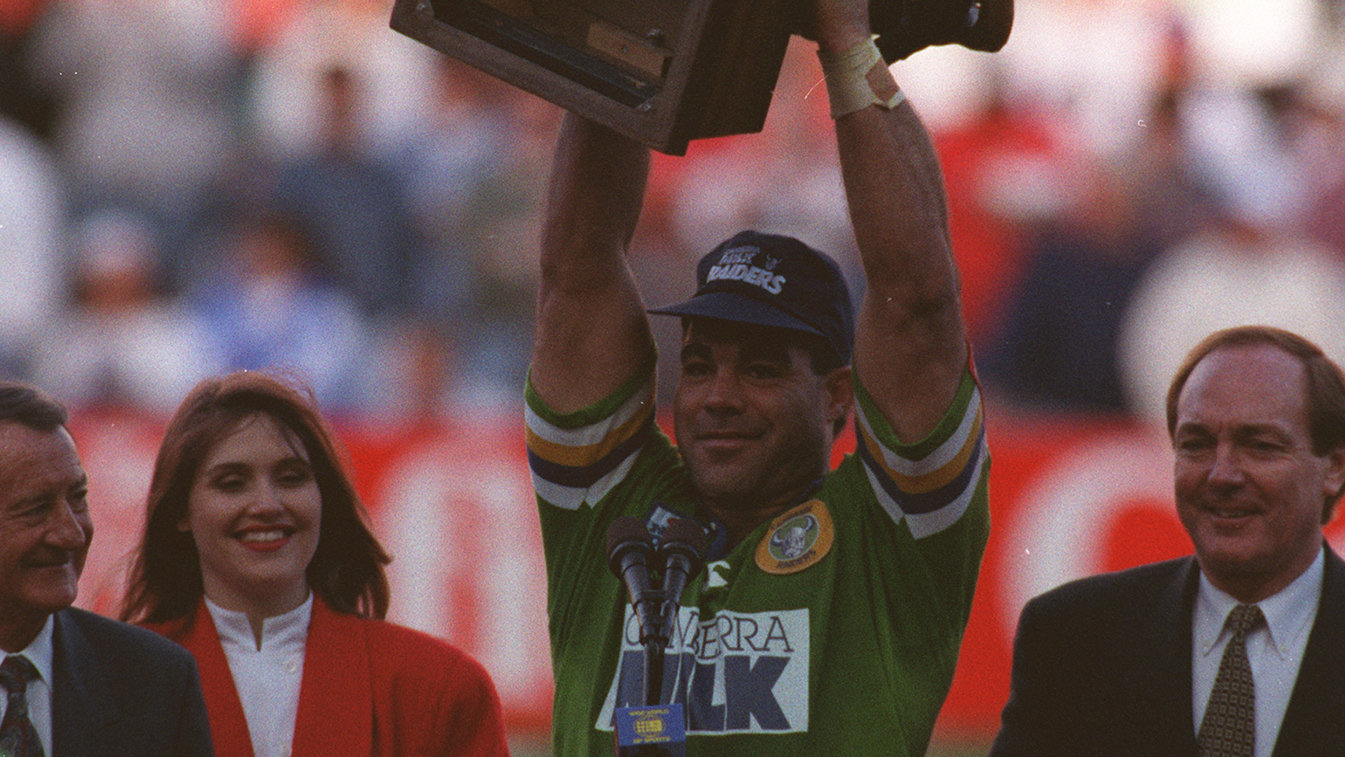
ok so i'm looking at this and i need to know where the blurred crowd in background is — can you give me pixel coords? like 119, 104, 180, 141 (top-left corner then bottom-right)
1, 0, 1343, 430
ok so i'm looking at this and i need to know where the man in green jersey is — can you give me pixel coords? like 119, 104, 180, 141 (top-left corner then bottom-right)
526, 0, 998, 752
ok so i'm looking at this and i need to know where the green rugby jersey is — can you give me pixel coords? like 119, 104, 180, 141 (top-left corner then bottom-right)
525, 364, 989, 756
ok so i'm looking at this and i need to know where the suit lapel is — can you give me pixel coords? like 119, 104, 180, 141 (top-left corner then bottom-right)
50, 610, 119, 757
290, 599, 374, 756
1271, 546, 1345, 757
1128, 558, 1201, 754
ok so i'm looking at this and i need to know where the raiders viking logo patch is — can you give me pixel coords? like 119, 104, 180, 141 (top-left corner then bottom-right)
756, 499, 834, 575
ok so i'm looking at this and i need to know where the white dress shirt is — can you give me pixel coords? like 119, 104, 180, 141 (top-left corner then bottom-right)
206, 594, 312, 757
1192, 548, 1323, 757
0, 615, 54, 757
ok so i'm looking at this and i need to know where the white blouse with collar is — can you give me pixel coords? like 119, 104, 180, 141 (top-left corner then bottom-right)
206, 594, 312, 757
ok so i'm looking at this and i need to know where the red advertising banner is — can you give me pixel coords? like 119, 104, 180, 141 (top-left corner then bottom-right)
66, 406, 1345, 741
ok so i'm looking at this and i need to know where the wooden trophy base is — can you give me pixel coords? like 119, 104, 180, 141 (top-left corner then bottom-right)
390, 0, 796, 155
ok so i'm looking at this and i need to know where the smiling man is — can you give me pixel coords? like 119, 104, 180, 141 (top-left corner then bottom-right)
991, 325, 1345, 757
0, 381, 213, 757
524, 0, 996, 752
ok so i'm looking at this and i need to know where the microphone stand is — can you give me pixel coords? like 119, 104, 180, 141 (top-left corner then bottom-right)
609, 516, 704, 757
637, 588, 670, 757
640, 588, 668, 711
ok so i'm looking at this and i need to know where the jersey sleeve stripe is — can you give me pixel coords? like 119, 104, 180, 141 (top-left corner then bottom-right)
854, 371, 988, 534
527, 420, 652, 488
859, 421, 986, 515
525, 375, 656, 511
855, 382, 983, 478
895, 448, 989, 539
531, 450, 642, 511
525, 375, 654, 446
525, 395, 655, 468
856, 399, 984, 493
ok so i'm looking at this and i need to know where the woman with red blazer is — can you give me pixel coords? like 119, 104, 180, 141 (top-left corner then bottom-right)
120, 371, 510, 757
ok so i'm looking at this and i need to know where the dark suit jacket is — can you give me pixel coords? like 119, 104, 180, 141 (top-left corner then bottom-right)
51, 608, 214, 757
989, 548, 1345, 757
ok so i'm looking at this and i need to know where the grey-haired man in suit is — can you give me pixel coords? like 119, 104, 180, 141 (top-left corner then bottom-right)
0, 381, 213, 757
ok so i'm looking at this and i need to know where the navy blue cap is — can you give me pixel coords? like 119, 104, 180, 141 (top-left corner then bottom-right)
648, 230, 855, 364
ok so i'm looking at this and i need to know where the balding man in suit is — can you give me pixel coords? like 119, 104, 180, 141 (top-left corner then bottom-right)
991, 325, 1345, 757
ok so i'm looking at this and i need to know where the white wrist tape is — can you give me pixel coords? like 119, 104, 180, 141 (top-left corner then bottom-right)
817, 35, 905, 119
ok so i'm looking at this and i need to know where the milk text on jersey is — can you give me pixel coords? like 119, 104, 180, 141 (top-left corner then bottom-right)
598, 606, 810, 735
706, 247, 786, 295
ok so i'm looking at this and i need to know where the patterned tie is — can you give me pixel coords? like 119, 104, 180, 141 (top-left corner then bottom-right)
1197, 604, 1264, 757
0, 655, 44, 757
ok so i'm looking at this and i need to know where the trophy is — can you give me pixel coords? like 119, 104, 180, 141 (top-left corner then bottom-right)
389, 0, 1011, 154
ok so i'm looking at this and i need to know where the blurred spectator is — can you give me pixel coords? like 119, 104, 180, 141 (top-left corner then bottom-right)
1117, 177, 1345, 426
31, 208, 216, 414
1180, 86, 1308, 226
1123, 18, 1214, 250
977, 19, 1216, 415
270, 64, 425, 319
447, 92, 559, 401
981, 161, 1163, 413
25, 0, 242, 273
666, 47, 852, 265
247, 0, 441, 160
388, 56, 511, 329
1182, 0, 1327, 86
357, 320, 464, 424
933, 82, 1064, 349
1293, 47, 1345, 255
384, 55, 545, 407
0, 0, 58, 138
996, 0, 1176, 161
188, 208, 369, 414
0, 115, 64, 378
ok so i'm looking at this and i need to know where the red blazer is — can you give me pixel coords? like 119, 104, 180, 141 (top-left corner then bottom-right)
146, 598, 510, 757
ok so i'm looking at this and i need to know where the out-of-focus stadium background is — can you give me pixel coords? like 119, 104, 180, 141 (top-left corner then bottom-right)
2, 0, 1343, 753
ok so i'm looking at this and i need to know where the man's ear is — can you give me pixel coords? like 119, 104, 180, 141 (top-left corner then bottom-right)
1323, 445, 1345, 522
824, 365, 854, 426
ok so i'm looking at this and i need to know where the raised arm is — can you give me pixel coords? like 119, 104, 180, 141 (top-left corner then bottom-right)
530, 115, 656, 413
814, 2, 969, 442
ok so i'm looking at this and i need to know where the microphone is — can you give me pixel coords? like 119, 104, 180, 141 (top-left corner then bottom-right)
606, 516, 662, 646
657, 517, 708, 640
